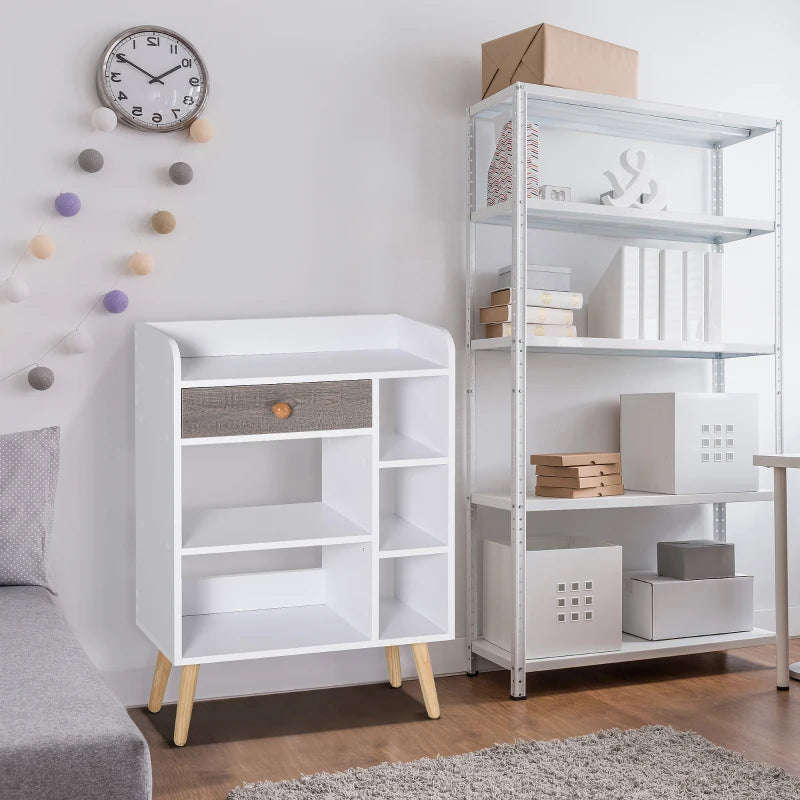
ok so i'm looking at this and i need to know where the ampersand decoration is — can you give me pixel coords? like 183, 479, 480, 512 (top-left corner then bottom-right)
601, 148, 667, 211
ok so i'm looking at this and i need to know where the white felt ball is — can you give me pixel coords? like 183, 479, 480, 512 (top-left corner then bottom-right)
91, 106, 118, 132
66, 328, 93, 354
3, 276, 29, 302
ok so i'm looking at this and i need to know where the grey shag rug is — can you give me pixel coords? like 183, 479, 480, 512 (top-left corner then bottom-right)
228, 725, 800, 799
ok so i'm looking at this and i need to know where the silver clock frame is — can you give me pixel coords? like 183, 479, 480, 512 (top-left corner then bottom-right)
96, 25, 210, 133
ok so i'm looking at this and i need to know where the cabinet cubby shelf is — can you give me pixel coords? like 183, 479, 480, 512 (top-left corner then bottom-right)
182, 605, 371, 663
379, 515, 447, 558
379, 597, 447, 641
181, 502, 372, 555
379, 432, 448, 466
180, 351, 448, 387
471, 490, 774, 512
471, 199, 774, 245
470, 628, 776, 673
471, 336, 774, 359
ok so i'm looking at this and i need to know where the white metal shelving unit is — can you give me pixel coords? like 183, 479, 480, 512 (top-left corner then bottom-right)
135, 314, 455, 743
466, 83, 783, 699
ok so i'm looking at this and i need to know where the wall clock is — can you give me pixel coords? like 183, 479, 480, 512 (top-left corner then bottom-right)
96, 25, 209, 133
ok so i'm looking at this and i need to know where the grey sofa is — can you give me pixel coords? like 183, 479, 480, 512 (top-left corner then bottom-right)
0, 586, 152, 800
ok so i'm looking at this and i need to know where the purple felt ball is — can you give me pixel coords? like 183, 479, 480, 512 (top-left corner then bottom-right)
103, 289, 129, 313
55, 192, 81, 217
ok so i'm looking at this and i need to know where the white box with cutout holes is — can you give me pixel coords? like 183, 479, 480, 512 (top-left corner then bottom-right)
482, 536, 622, 659
620, 392, 759, 494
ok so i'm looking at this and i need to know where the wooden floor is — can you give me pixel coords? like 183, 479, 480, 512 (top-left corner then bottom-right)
130, 641, 800, 800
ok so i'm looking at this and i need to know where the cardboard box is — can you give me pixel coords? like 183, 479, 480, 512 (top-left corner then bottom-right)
620, 393, 759, 494
622, 572, 753, 640
530, 452, 620, 467
534, 484, 624, 499
482, 23, 638, 100
657, 540, 735, 580
483, 536, 622, 659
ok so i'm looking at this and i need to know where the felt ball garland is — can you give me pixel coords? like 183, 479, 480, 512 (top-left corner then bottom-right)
129, 252, 154, 276
2, 112, 214, 391
28, 366, 55, 391
78, 148, 104, 173
103, 289, 129, 313
66, 328, 93, 354
91, 106, 117, 132
30, 234, 55, 259
55, 192, 81, 217
3, 276, 29, 303
169, 161, 193, 185
151, 210, 176, 234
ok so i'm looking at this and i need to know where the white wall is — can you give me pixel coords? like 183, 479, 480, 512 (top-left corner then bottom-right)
1, 0, 798, 706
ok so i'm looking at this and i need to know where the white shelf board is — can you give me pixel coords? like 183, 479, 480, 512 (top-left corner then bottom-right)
182, 605, 370, 662
471, 489, 774, 512
469, 83, 777, 148
379, 515, 447, 558
754, 454, 800, 469
180, 350, 447, 386
182, 502, 371, 555
471, 336, 774, 360
471, 628, 776, 673
181, 428, 372, 446
379, 432, 448, 467
471, 199, 774, 245
379, 597, 446, 640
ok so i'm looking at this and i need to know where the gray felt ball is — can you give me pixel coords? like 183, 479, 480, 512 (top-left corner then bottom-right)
78, 148, 104, 173
28, 366, 54, 391
169, 161, 193, 185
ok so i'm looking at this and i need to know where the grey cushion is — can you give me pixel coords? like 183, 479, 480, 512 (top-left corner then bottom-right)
0, 586, 152, 800
0, 426, 60, 591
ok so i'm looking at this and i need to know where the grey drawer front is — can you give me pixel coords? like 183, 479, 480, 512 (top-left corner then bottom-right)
182, 380, 372, 438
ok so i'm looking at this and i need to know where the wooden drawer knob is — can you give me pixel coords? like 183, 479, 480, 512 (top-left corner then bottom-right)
272, 402, 292, 420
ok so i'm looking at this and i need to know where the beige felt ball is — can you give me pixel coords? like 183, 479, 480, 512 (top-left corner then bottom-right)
189, 118, 214, 143
151, 210, 176, 234
30, 234, 55, 259
129, 251, 154, 275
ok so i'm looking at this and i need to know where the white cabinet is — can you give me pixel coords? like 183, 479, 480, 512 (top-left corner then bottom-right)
135, 314, 454, 744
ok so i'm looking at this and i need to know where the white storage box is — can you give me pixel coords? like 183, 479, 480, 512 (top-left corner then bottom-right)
620, 392, 759, 494
497, 265, 572, 292
483, 536, 621, 659
622, 572, 753, 640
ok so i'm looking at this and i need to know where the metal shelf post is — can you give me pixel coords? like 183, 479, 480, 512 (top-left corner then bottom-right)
510, 84, 528, 699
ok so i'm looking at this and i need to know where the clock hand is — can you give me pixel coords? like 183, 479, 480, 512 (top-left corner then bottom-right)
149, 64, 183, 84
116, 54, 164, 84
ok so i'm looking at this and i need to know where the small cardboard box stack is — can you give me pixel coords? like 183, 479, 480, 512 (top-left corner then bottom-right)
482, 23, 638, 100
531, 452, 623, 498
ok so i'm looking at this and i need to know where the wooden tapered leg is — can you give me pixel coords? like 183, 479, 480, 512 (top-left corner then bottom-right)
148, 651, 172, 713
410, 643, 440, 719
173, 665, 200, 747
385, 645, 402, 688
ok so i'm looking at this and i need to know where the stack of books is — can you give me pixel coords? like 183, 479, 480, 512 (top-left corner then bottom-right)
530, 452, 623, 498
481, 266, 583, 339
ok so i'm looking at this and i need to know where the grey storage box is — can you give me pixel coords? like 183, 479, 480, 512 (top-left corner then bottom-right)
657, 540, 735, 580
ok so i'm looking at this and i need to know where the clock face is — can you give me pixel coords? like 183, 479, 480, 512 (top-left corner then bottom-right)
97, 26, 209, 132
